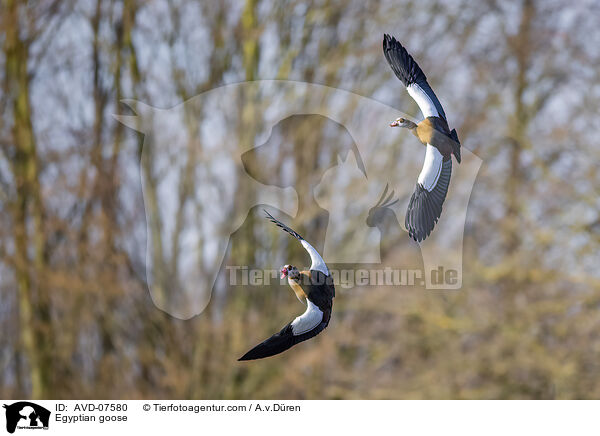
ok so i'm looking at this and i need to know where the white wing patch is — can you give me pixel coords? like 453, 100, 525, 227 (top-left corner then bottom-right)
407, 83, 440, 118
291, 299, 323, 336
300, 239, 329, 276
417, 145, 444, 191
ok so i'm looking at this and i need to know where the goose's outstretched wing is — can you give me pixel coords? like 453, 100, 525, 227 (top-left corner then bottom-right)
405, 153, 452, 242
383, 34, 447, 120
264, 210, 329, 276
238, 297, 331, 361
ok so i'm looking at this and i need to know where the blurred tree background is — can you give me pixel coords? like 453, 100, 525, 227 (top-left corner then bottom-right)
1, 0, 600, 399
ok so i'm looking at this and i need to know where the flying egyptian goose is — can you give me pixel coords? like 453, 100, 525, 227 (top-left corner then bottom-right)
238, 211, 335, 361
383, 34, 461, 242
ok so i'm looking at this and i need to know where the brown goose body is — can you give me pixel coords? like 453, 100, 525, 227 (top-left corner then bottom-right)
406, 116, 459, 161
288, 270, 311, 302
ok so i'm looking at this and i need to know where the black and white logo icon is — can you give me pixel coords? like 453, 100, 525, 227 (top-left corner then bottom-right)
3, 402, 50, 434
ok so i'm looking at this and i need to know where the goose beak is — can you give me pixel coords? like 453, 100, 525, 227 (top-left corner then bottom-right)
280, 267, 288, 279
390, 120, 399, 127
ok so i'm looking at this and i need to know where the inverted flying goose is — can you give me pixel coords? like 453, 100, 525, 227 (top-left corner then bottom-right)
239, 211, 335, 361
383, 34, 461, 242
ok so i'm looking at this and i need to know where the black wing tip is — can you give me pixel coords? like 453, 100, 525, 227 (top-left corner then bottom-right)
237, 353, 255, 361
383, 34, 406, 53
238, 324, 298, 361
263, 209, 304, 241
263, 208, 276, 222
237, 343, 277, 361
237, 343, 289, 362
382, 34, 427, 87
237, 340, 281, 361
408, 227, 432, 243
382, 33, 398, 47
382, 33, 401, 54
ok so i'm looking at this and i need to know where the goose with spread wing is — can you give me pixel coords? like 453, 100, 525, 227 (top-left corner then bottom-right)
383, 34, 461, 242
238, 210, 335, 361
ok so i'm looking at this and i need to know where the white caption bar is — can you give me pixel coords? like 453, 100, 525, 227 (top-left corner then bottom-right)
0, 400, 597, 435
